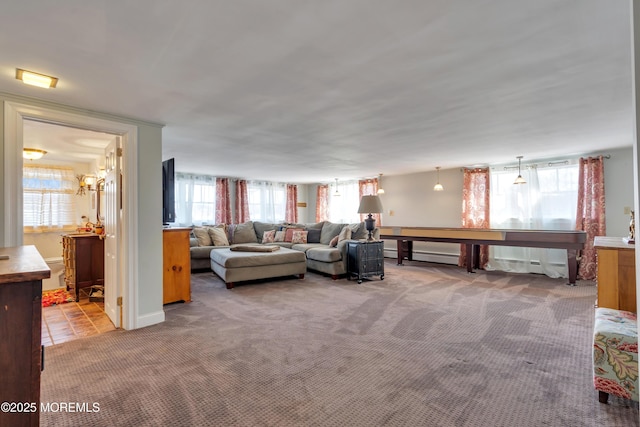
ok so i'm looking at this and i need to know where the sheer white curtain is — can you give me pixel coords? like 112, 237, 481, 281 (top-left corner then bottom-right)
329, 180, 360, 223
175, 173, 216, 226
247, 181, 286, 223
486, 162, 578, 278
23, 164, 77, 231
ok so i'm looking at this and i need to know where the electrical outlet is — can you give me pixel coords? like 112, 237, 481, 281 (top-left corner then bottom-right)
624, 206, 632, 215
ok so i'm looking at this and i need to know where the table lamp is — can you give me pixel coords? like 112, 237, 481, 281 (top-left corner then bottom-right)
357, 195, 384, 241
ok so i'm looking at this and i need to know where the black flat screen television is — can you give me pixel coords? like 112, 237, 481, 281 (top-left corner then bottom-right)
162, 158, 176, 225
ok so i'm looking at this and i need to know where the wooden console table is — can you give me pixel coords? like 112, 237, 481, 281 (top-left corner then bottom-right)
0, 246, 50, 427
62, 233, 104, 302
594, 236, 636, 313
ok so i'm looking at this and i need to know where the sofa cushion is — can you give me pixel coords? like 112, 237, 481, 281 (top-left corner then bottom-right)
208, 226, 230, 246
232, 221, 258, 244
320, 222, 346, 245
307, 228, 321, 243
291, 230, 308, 244
349, 222, 368, 240
193, 227, 213, 246
274, 230, 285, 242
291, 243, 325, 253
254, 222, 278, 243
191, 246, 216, 259
262, 230, 276, 243
306, 247, 342, 263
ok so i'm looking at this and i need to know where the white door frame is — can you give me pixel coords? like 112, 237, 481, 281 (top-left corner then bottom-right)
3, 100, 139, 330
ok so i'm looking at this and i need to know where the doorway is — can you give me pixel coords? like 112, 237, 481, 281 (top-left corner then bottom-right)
4, 99, 139, 330
22, 119, 118, 338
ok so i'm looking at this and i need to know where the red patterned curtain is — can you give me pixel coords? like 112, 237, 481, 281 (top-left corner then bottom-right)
235, 180, 250, 224
285, 184, 298, 223
575, 156, 606, 280
358, 178, 381, 226
215, 178, 231, 224
316, 184, 329, 222
458, 168, 490, 268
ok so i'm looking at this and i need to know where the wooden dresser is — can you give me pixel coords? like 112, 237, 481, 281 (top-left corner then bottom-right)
62, 233, 104, 302
163, 228, 191, 304
0, 246, 50, 427
594, 236, 636, 313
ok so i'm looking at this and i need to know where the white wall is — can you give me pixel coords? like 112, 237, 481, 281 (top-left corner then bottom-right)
299, 147, 635, 263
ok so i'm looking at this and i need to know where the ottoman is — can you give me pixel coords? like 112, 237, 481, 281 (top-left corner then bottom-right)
593, 307, 638, 403
210, 246, 307, 289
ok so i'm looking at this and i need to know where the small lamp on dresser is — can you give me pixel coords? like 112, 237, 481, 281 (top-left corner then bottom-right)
357, 195, 383, 241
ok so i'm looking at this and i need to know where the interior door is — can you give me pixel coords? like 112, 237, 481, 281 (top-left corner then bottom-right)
103, 136, 122, 327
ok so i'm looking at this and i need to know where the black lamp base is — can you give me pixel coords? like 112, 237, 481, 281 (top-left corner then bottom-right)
365, 214, 376, 241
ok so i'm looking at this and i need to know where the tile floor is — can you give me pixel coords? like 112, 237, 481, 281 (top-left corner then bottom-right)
41, 292, 115, 347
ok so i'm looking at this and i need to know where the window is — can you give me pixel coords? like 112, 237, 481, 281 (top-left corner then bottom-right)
23, 164, 77, 231
247, 181, 286, 222
175, 173, 216, 225
488, 162, 579, 277
329, 180, 360, 224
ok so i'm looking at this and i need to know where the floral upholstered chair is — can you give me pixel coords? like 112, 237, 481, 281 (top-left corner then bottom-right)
593, 308, 638, 403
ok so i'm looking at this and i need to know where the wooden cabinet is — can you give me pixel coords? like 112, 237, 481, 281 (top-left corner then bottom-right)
62, 234, 104, 302
0, 246, 50, 427
595, 236, 636, 313
163, 228, 191, 304
347, 240, 385, 284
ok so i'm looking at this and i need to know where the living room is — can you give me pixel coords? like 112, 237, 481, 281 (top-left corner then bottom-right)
1, 1, 639, 426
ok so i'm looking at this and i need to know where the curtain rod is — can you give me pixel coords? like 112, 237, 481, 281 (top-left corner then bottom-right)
460, 154, 612, 172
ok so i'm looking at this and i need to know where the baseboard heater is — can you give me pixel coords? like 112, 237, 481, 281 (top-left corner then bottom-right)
383, 248, 459, 265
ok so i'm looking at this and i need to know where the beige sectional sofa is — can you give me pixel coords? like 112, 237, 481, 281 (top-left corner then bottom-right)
189, 220, 379, 280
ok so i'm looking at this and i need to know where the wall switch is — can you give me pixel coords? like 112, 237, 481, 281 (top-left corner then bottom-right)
624, 206, 632, 215
388, 210, 394, 216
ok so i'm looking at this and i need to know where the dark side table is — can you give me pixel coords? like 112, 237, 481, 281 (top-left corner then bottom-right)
346, 240, 385, 284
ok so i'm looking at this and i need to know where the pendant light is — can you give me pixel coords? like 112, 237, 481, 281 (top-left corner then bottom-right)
514, 156, 526, 184
433, 167, 444, 191
334, 178, 341, 196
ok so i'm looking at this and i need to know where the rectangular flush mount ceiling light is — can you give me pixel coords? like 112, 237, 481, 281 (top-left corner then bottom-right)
16, 68, 58, 88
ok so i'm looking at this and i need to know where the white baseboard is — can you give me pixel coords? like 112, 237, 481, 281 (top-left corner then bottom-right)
135, 310, 165, 329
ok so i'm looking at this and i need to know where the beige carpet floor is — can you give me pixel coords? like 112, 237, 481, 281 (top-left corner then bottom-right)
40, 261, 639, 426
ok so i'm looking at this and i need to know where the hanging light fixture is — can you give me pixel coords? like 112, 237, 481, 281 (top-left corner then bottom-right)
377, 173, 385, 194
23, 148, 47, 160
514, 156, 527, 184
433, 167, 444, 191
334, 178, 341, 196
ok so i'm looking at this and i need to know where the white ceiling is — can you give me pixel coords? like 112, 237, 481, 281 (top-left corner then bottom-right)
0, 1, 633, 183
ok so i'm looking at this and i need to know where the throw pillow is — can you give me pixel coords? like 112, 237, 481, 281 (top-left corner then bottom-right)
262, 230, 276, 244
284, 227, 304, 242
193, 227, 213, 246
274, 230, 286, 242
338, 226, 352, 242
291, 230, 308, 244
208, 227, 230, 246
307, 228, 321, 243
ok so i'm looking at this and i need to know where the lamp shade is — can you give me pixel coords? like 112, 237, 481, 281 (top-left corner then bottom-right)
357, 195, 383, 214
